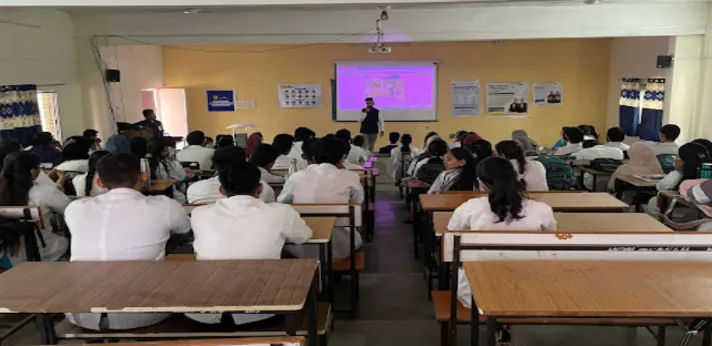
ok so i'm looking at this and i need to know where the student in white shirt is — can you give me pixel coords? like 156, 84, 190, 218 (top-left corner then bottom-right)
574, 140, 624, 191
251, 144, 286, 184
408, 138, 449, 178
187, 160, 311, 326
428, 147, 477, 193
278, 136, 364, 261
553, 127, 584, 156
448, 156, 556, 309
495, 140, 549, 191
147, 137, 189, 203
347, 135, 371, 165
578, 124, 599, 141
651, 124, 681, 156
287, 127, 315, 169
413, 132, 439, 157
72, 150, 110, 197
176, 131, 214, 171
278, 138, 317, 203
53, 141, 90, 173
271, 133, 298, 170
0, 151, 69, 265
64, 153, 191, 330
391, 134, 419, 182
0, 140, 54, 187
187, 146, 274, 204
604, 127, 630, 152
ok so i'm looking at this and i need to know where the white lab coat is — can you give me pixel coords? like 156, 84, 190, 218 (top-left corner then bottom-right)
176, 145, 215, 171
390, 146, 418, 181
448, 196, 557, 308
273, 154, 307, 170
279, 163, 364, 261
154, 159, 187, 203
54, 159, 88, 173
259, 167, 285, 184
510, 159, 549, 192
64, 188, 191, 330
187, 176, 275, 204
187, 195, 311, 325
553, 143, 582, 156
346, 145, 370, 165
287, 141, 309, 169
573, 145, 624, 191
605, 142, 630, 152
72, 173, 108, 197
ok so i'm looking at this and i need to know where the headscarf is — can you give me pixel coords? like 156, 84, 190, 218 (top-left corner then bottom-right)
512, 130, 538, 155
609, 142, 663, 190
680, 179, 712, 217
105, 135, 131, 154
462, 133, 483, 150
246, 133, 263, 157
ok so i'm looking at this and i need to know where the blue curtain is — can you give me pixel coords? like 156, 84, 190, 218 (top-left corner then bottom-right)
639, 79, 665, 142
619, 78, 641, 136
0, 85, 41, 147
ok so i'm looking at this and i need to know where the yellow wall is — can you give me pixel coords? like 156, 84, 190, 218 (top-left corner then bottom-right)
163, 39, 612, 147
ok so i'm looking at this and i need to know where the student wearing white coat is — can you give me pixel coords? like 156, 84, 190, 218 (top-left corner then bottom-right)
251, 144, 286, 184
287, 127, 315, 169
71, 150, 110, 197
494, 140, 549, 191
553, 127, 584, 156
64, 153, 191, 330
604, 127, 630, 152
573, 140, 625, 191
278, 137, 364, 261
188, 160, 312, 326
447, 157, 557, 310
176, 131, 214, 171
187, 146, 274, 204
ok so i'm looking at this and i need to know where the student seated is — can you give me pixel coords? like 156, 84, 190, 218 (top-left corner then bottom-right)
447, 156, 556, 308
176, 131, 214, 170
187, 160, 311, 326
277, 138, 317, 203
0, 151, 69, 265
0, 140, 54, 186
428, 147, 477, 193
278, 137, 363, 261
578, 124, 599, 141
470, 139, 494, 168
378, 132, 400, 155
511, 130, 539, 156
414, 132, 439, 156
553, 127, 584, 156
448, 130, 468, 149
83, 129, 102, 151
288, 127, 315, 168
551, 127, 570, 150
147, 138, 188, 203
187, 146, 274, 204
573, 140, 624, 161
271, 133, 297, 170
251, 144, 285, 184
604, 127, 630, 152
391, 134, 418, 182
347, 135, 370, 165
72, 150, 110, 197
64, 153, 191, 330
27, 132, 61, 164
495, 140, 549, 191
608, 143, 664, 202
652, 124, 681, 156
407, 138, 449, 180
54, 140, 91, 173
215, 134, 235, 149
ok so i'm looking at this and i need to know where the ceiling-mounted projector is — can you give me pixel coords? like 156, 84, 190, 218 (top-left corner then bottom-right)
369, 45, 392, 53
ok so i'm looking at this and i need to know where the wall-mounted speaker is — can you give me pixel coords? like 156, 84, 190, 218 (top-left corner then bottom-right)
657, 55, 673, 69
105, 69, 121, 82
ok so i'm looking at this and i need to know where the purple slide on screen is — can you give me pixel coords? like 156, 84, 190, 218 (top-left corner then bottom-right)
336, 65, 435, 111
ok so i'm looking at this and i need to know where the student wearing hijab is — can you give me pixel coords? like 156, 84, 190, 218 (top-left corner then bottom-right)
511, 130, 539, 156
692, 139, 712, 156
609, 142, 664, 193
105, 135, 131, 154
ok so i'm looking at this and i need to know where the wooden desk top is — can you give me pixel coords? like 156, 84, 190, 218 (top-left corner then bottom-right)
304, 217, 336, 244
0, 260, 317, 313
421, 192, 628, 212
433, 212, 671, 235
408, 180, 430, 189
150, 179, 177, 192
464, 260, 712, 317
616, 174, 659, 188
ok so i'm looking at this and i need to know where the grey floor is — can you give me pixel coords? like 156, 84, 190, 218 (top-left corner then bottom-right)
0, 182, 706, 345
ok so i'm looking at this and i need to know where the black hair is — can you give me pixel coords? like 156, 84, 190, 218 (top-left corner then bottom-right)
424, 132, 438, 145
456, 130, 469, 144
186, 131, 206, 146
477, 156, 525, 223
83, 129, 99, 138
301, 138, 317, 163
353, 135, 365, 147
578, 125, 598, 139
142, 109, 154, 118
33, 132, 53, 146
563, 127, 584, 144
471, 139, 493, 160
606, 127, 625, 143
60, 140, 90, 163
216, 135, 235, 149
428, 138, 449, 157
0, 140, 22, 172
130, 137, 147, 158
313, 137, 345, 165
272, 134, 294, 155
251, 144, 280, 168
495, 140, 527, 189
146, 137, 170, 180
678, 143, 712, 184
96, 153, 141, 189
582, 140, 600, 149
692, 139, 712, 156
211, 146, 246, 170
294, 127, 316, 142
0, 151, 40, 206
84, 150, 110, 196
388, 132, 400, 144
335, 129, 351, 143
447, 147, 477, 191
365, 97, 373, 102
400, 134, 413, 154
660, 124, 681, 142
218, 161, 261, 196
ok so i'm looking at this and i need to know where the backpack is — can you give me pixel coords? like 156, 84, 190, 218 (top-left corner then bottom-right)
590, 158, 623, 173
534, 156, 579, 190
657, 154, 676, 174
415, 157, 445, 185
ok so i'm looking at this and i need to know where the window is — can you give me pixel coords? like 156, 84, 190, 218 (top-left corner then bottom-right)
36, 91, 61, 140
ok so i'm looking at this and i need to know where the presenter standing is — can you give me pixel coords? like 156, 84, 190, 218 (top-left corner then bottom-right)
359, 97, 385, 152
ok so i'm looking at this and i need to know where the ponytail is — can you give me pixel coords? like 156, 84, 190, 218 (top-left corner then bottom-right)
84, 151, 109, 196
477, 157, 525, 223
0, 152, 40, 206
495, 140, 527, 189
146, 138, 170, 180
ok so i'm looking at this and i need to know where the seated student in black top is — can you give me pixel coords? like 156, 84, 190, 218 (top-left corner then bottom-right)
378, 132, 401, 155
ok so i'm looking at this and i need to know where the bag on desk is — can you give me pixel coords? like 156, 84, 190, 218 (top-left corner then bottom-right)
535, 156, 579, 191
590, 158, 623, 173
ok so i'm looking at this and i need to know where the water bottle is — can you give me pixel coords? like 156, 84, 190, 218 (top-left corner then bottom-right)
140, 158, 151, 192
288, 158, 298, 178
701, 163, 712, 179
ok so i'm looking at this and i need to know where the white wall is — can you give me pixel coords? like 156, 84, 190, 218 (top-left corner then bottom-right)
0, 8, 85, 139
665, 35, 704, 144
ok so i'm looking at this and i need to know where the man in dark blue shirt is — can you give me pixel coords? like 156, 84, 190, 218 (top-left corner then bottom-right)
358, 97, 384, 152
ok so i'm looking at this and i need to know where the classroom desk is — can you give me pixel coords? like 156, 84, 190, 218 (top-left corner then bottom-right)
0, 260, 320, 345
657, 191, 702, 224
303, 217, 336, 302
615, 174, 659, 212
464, 260, 712, 346
420, 192, 629, 213
579, 167, 613, 192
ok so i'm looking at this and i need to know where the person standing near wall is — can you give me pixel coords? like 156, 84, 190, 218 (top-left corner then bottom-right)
359, 97, 384, 152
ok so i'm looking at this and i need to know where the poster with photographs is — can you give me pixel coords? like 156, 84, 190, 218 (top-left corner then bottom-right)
533, 82, 563, 106
278, 84, 322, 108
486, 82, 529, 117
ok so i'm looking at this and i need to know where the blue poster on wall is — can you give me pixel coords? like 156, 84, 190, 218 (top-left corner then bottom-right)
206, 90, 235, 112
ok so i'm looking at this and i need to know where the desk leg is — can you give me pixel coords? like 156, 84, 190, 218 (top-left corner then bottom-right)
634, 189, 642, 213
326, 241, 334, 307
703, 325, 711, 346
285, 313, 296, 336
656, 325, 666, 346
35, 313, 56, 345
471, 296, 480, 346
319, 244, 327, 300
592, 174, 598, 192
485, 316, 497, 346
308, 276, 319, 346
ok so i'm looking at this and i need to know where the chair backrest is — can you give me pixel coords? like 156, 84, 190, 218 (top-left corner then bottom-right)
657, 154, 677, 174
0, 206, 43, 230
